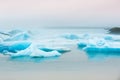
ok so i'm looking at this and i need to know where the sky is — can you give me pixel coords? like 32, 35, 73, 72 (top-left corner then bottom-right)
0, 0, 120, 29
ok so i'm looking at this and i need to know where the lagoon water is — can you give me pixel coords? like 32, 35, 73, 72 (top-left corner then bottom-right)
0, 28, 120, 80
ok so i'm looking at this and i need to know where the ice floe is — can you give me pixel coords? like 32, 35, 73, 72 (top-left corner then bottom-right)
9, 43, 62, 58
0, 39, 70, 58
0, 41, 31, 53
77, 34, 120, 59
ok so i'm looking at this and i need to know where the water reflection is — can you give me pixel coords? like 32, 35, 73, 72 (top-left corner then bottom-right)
9, 56, 59, 63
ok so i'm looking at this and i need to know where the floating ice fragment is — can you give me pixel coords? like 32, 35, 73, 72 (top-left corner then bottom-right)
5, 31, 31, 41
104, 36, 113, 41
81, 34, 90, 39
61, 34, 79, 40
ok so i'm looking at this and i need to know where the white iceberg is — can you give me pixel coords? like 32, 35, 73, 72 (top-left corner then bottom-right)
77, 34, 120, 59
10, 43, 61, 58
78, 34, 120, 53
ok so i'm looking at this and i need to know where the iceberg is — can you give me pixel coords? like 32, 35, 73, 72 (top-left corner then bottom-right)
10, 43, 61, 58
4, 30, 32, 41
77, 34, 120, 58
0, 30, 32, 42
0, 41, 31, 53
0, 37, 70, 58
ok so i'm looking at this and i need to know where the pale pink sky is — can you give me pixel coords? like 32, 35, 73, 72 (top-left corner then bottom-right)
0, 0, 120, 29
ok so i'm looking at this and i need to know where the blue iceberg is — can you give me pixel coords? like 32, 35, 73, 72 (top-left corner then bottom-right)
77, 34, 120, 59
0, 41, 31, 53
39, 47, 71, 53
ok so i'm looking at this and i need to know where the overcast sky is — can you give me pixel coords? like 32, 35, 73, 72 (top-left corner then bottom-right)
0, 0, 120, 29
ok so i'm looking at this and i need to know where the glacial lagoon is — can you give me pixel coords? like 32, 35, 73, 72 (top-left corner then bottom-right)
0, 28, 120, 80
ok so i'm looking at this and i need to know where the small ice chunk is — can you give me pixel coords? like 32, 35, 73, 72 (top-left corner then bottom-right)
61, 34, 79, 40
81, 34, 90, 39
104, 36, 113, 41
83, 38, 120, 53
78, 34, 120, 55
